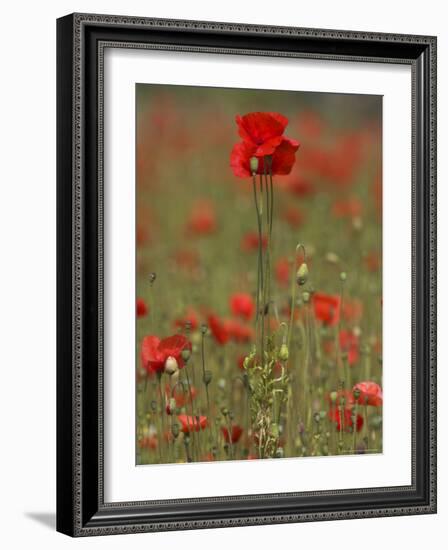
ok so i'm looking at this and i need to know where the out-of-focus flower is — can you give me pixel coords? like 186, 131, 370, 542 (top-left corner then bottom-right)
353, 381, 383, 406
343, 299, 363, 323
282, 206, 304, 228
178, 414, 208, 433
241, 232, 268, 252
312, 293, 341, 326
141, 334, 192, 374
230, 112, 299, 178
173, 248, 200, 270
221, 425, 243, 444
286, 176, 316, 197
223, 319, 255, 343
137, 298, 148, 318
165, 384, 197, 408
139, 435, 158, 450
207, 314, 230, 345
275, 257, 290, 287
297, 110, 324, 141
339, 329, 360, 365
186, 200, 217, 235
332, 197, 363, 218
174, 308, 200, 331
230, 293, 255, 321
328, 407, 363, 432
364, 251, 381, 272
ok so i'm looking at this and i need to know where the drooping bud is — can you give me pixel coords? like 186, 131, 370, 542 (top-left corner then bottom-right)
164, 356, 179, 375
278, 344, 289, 361
296, 262, 309, 286
203, 370, 212, 386
249, 156, 259, 175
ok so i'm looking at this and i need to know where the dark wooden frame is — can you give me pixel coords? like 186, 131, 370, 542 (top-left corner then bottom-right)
57, 13, 437, 537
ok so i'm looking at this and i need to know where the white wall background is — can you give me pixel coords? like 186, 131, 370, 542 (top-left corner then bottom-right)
0, 1, 444, 548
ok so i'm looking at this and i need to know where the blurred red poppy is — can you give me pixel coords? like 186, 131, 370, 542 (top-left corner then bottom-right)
353, 381, 383, 406
207, 314, 230, 345
282, 206, 304, 228
139, 435, 158, 450
343, 299, 363, 323
364, 251, 381, 272
332, 197, 363, 218
241, 232, 268, 252
141, 334, 192, 374
186, 200, 217, 235
312, 293, 341, 326
174, 308, 199, 331
230, 292, 255, 321
178, 414, 208, 433
221, 425, 243, 444
328, 407, 363, 432
275, 257, 290, 287
136, 298, 148, 318
223, 319, 255, 343
297, 110, 324, 141
173, 248, 200, 271
339, 329, 360, 365
230, 112, 299, 178
286, 176, 316, 197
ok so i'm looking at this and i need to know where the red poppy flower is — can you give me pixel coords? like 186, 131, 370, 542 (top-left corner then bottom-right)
231, 138, 300, 178
186, 200, 217, 235
339, 330, 360, 365
141, 334, 192, 374
353, 381, 383, 406
139, 435, 158, 450
223, 319, 255, 343
275, 257, 290, 287
241, 232, 268, 252
287, 176, 316, 197
230, 112, 300, 178
207, 314, 230, 345
312, 293, 341, 326
173, 249, 200, 270
325, 389, 355, 409
174, 308, 199, 331
178, 414, 208, 433
282, 206, 304, 228
332, 197, 363, 218
328, 407, 363, 432
221, 425, 243, 444
136, 298, 148, 318
230, 293, 255, 321
342, 299, 363, 323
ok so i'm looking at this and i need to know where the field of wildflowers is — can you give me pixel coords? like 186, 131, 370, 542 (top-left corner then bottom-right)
135, 84, 383, 465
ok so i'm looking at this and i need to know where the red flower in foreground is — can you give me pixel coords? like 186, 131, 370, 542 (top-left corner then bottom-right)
339, 330, 360, 365
207, 314, 230, 345
178, 414, 208, 433
230, 112, 299, 178
353, 381, 383, 406
230, 293, 255, 321
328, 407, 363, 432
136, 298, 148, 318
141, 334, 192, 374
221, 425, 243, 444
241, 232, 268, 252
312, 293, 341, 326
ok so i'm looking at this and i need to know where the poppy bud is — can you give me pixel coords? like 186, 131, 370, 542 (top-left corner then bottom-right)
296, 263, 309, 286
148, 272, 157, 284
164, 356, 179, 375
201, 324, 208, 335
181, 348, 191, 363
171, 422, 180, 438
203, 370, 212, 385
329, 391, 338, 404
150, 399, 158, 412
340, 271, 347, 282
353, 388, 361, 401
249, 156, 259, 174
278, 344, 289, 361
302, 291, 310, 304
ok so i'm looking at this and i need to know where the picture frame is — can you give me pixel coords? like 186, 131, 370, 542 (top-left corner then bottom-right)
56, 12, 437, 536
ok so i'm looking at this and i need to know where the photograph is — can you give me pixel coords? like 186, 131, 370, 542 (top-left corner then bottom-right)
135, 84, 383, 465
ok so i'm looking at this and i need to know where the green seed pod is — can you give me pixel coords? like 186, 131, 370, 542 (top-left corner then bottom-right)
181, 348, 191, 363
329, 391, 338, 404
150, 399, 158, 412
278, 344, 289, 361
249, 156, 259, 174
302, 291, 310, 304
296, 262, 309, 286
200, 324, 208, 335
340, 271, 347, 282
171, 422, 180, 438
353, 388, 361, 401
203, 370, 212, 385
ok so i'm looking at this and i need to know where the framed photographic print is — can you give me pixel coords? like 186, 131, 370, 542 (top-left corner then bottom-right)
56, 13, 437, 536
